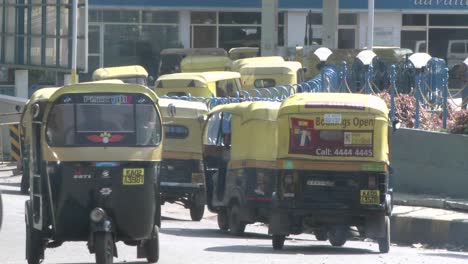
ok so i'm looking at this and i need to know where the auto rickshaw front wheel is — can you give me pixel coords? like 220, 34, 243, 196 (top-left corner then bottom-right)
189, 192, 205, 221
378, 216, 390, 253
25, 201, 44, 264
144, 225, 160, 263
217, 209, 229, 231
272, 235, 286, 250
228, 203, 246, 236
94, 232, 114, 264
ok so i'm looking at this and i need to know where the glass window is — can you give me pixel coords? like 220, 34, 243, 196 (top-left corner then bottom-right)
142, 11, 178, 24
339, 14, 357, 25
278, 12, 285, 26
165, 125, 189, 139
308, 13, 322, 25
88, 26, 100, 54
254, 79, 276, 88
219, 12, 261, 24
219, 26, 260, 51
103, 10, 139, 23
402, 14, 426, 26
46, 104, 75, 146
400, 31, 426, 53
430, 14, 468, 26
192, 26, 217, 48
450, 42, 466, 54
204, 112, 222, 145
191, 12, 216, 24
338, 29, 355, 49
77, 104, 135, 132
136, 104, 162, 145
89, 10, 101, 22
215, 79, 240, 97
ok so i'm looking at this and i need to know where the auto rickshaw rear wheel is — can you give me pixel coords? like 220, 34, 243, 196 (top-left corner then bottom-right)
144, 225, 160, 263
314, 229, 328, 241
328, 226, 347, 247
189, 192, 205, 221
25, 201, 44, 264
95, 232, 114, 264
228, 203, 246, 236
217, 209, 229, 231
378, 216, 390, 253
272, 235, 286, 250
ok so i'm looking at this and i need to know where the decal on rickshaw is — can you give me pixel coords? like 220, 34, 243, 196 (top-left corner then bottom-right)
289, 117, 374, 157
82, 95, 134, 105
73, 168, 91, 180
87, 132, 124, 144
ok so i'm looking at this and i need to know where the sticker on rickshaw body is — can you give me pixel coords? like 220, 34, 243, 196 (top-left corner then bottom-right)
95, 162, 119, 167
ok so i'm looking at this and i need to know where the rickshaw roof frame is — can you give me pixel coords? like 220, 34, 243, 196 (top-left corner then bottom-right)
27, 87, 61, 105
231, 56, 285, 71
279, 93, 389, 118
210, 101, 281, 123
228, 47, 259, 54
92, 65, 149, 81
239, 61, 303, 75
180, 55, 232, 71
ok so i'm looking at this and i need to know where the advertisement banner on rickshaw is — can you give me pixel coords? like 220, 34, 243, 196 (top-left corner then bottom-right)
289, 116, 375, 157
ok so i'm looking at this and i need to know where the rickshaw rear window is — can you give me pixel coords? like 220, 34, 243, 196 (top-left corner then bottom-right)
165, 125, 189, 139
46, 93, 162, 147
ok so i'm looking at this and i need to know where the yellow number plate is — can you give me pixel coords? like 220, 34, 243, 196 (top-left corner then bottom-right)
360, 190, 380, 205
123, 168, 145, 185
344, 132, 372, 145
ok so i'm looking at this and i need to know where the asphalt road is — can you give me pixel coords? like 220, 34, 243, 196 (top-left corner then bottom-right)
1, 182, 468, 264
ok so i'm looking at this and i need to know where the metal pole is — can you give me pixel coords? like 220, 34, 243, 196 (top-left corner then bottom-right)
71, 0, 78, 84
442, 67, 449, 129
390, 65, 396, 121
415, 72, 421, 129
367, 0, 375, 50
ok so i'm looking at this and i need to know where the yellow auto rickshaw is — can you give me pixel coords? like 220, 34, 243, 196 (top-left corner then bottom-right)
202, 101, 280, 235
23, 83, 163, 264
159, 48, 228, 76
269, 93, 393, 252
239, 61, 305, 90
158, 99, 208, 221
92, 65, 149, 85
230, 56, 285, 72
180, 55, 232, 73
228, 47, 259, 60
154, 72, 242, 98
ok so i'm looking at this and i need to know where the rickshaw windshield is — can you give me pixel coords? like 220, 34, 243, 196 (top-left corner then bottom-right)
46, 93, 162, 147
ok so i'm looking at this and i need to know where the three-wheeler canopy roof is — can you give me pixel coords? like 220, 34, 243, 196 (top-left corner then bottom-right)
210, 101, 280, 122
160, 48, 227, 56
92, 65, 148, 80
159, 98, 208, 118
156, 72, 241, 89
231, 56, 285, 72
239, 61, 302, 75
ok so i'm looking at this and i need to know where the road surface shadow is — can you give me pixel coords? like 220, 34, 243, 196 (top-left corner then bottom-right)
161, 215, 192, 222
421, 252, 468, 260
160, 227, 272, 240
205, 244, 378, 255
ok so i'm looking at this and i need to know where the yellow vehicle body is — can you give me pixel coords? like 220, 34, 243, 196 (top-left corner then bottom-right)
228, 47, 259, 60
231, 56, 285, 72
277, 93, 389, 171
39, 83, 162, 162
239, 61, 304, 90
154, 72, 242, 98
180, 55, 232, 72
92, 65, 149, 85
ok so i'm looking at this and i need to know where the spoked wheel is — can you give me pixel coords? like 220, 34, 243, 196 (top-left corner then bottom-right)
228, 203, 246, 236
378, 216, 391, 253
328, 226, 347, 247
217, 209, 229, 231
95, 232, 114, 264
189, 192, 205, 221
314, 229, 328, 241
25, 201, 44, 264
272, 235, 286, 250
144, 226, 160, 263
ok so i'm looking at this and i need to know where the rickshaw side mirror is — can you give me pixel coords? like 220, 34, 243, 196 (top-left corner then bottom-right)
198, 115, 207, 123
15, 105, 21, 112
302, 67, 308, 73
392, 118, 401, 132
31, 103, 40, 119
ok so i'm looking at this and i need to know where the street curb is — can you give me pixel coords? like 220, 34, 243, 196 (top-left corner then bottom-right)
394, 198, 468, 212
391, 214, 468, 247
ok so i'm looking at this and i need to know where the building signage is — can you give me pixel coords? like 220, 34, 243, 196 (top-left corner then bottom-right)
413, 0, 468, 6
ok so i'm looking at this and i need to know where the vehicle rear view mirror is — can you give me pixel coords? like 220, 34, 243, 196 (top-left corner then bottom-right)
15, 105, 22, 112
31, 103, 40, 119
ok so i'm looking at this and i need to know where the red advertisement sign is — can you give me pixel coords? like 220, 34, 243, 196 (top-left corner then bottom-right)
289, 118, 374, 157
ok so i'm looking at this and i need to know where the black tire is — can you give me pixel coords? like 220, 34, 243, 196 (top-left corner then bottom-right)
272, 235, 286, 250
217, 209, 229, 231
25, 201, 44, 264
328, 227, 347, 247
378, 216, 390, 253
95, 232, 114, 264
314, 229, 328, 241
228, 203, 246, 236
145, 226, 160, 263
190, 193, 205, 221
155, 194, 161, 228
